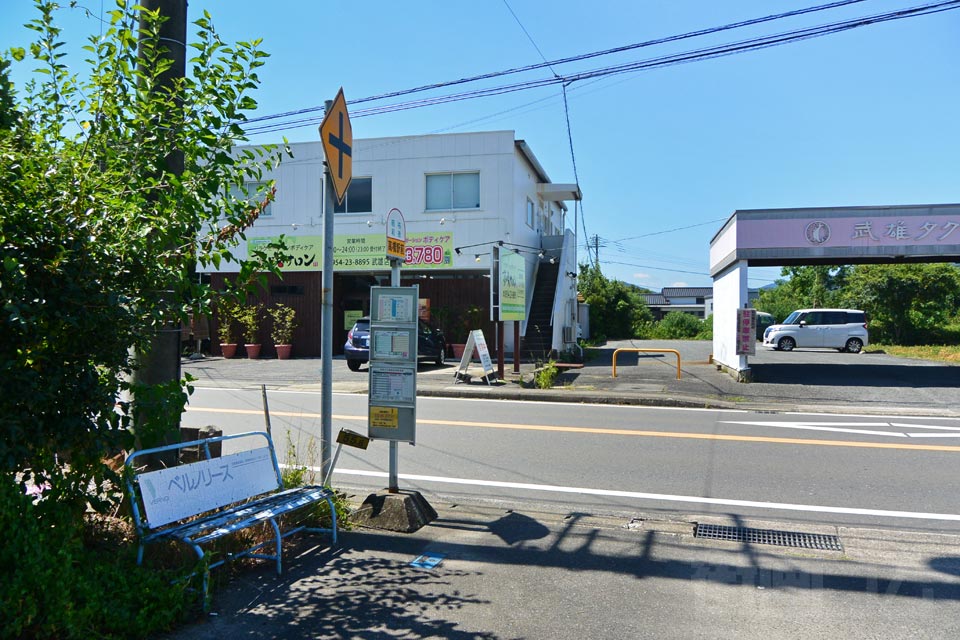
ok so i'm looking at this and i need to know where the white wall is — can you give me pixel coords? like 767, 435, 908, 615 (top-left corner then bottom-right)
209, 131, 521, 272
711, 260, 749, 377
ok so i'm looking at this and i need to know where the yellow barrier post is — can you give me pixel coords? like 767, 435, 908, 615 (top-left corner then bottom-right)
612, 348, 681, 380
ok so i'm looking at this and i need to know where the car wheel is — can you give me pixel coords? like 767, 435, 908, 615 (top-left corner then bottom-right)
347, 359, 362, 372
845, 338, 863, 353
435, 346, 446, 366
777, 337, 796, 352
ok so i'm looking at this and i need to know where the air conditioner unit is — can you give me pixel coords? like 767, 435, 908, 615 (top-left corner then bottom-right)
562, 326, 575, 343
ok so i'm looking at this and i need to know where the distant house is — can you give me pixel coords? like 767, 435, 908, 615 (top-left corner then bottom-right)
642, 287, 760, 321
643, 287, 713, 320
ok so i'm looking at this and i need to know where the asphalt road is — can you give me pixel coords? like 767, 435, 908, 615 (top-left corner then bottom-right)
184, 388, 960, 534
172, 351, 960, 639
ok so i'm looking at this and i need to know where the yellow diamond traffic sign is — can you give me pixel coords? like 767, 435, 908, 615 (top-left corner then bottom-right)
319, 88, 352, 204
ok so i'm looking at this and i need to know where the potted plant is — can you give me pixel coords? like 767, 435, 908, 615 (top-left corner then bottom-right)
216, 299, 239, 358
451, 305, 483, 359
237, 302, 263, 359
269, 303, 298, 359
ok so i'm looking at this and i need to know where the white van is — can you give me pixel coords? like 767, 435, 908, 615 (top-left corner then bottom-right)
762, 309, 869, 353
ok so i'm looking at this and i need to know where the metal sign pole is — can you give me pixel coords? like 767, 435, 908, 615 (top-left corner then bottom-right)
320, 102, 334, 483
388, 257, 401, 492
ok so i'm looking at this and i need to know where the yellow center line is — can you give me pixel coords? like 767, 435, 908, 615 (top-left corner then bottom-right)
185, 406, 960, 453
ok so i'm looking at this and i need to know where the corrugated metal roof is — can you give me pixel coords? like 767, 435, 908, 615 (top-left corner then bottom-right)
661, 287, 713, 298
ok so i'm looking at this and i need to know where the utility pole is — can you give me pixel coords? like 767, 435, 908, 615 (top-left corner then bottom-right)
135, 0, 187, 452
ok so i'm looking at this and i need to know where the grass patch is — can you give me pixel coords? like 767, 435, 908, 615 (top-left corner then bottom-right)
873, 344, 960, 364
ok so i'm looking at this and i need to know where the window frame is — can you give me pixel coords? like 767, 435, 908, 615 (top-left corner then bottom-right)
333, 176, 373, 214
425, 171, 481, 212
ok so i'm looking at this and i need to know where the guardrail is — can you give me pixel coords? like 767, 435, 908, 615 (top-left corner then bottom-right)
612, 348, 682, 380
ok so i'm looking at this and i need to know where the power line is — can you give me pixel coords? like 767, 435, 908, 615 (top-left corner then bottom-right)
242, 1, 960, 135
613, 218, 731, 242
241, 0, 871, 128
603, 259, 710, 277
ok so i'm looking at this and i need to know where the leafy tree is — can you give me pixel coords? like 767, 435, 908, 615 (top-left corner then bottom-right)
756, 265, 849, 321
841, 264, 960, 344
578, 263, 653, 340
0, 58, 16, 131
1, 1, 287, 497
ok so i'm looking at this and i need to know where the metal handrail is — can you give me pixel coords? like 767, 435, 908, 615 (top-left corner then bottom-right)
612, 348, 682, 380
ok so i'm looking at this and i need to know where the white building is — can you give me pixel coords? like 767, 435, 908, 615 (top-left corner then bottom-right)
207, 130, 581, 358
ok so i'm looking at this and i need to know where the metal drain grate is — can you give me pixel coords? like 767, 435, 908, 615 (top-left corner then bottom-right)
694, 523, 842, 551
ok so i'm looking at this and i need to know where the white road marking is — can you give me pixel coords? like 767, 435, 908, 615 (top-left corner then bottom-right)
328, 467, 960, 522
723, 420, 960, 439
722, 420, 908, 437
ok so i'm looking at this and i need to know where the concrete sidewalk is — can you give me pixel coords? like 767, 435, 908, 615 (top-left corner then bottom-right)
168, 503, 960, 639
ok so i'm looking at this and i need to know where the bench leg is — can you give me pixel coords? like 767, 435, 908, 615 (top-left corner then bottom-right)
328, 495, 338, 544
269, 517, 283, 575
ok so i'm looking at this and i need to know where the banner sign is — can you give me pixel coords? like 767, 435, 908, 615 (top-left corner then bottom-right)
249, 232, 453, 272
499, 250, 527, 320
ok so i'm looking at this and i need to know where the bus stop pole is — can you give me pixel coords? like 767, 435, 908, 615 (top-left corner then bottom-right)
388, 258, 400, 492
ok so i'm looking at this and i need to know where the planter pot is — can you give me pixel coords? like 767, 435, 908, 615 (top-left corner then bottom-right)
245, 343, 262, 359
220, 343, 238, 358
450, 343, 467, 359
275, 344, 293, 360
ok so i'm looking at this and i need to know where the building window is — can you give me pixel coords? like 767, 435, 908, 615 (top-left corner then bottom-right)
526, 199, 535, 228
334, 177, 372, 213
426, 172, 480, 210
231, 181, 272, 217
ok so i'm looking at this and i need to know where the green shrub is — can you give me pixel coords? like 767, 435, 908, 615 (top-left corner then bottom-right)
695, 314, 714, 340
1, 474, 192, 639
652, 311, 704, 339
534, 361, 560, 389
280, 435, 352, 530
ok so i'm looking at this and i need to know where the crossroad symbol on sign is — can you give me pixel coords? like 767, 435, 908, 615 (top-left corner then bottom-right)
319, 87, 353, 204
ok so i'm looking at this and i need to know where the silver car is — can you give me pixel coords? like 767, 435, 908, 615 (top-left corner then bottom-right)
762, 309, 869, 353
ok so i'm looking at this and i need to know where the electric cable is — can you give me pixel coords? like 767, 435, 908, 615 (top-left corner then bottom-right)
240, 0, 873, 128
242, 1, 960, 135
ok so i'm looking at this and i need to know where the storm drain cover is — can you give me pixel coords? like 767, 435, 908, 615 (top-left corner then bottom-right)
694, 523, 842, 552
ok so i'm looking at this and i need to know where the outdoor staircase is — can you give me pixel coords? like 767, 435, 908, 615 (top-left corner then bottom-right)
522, 261, 559, 362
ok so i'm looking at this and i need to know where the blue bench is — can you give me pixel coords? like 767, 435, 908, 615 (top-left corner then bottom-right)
124, 431, 338, 604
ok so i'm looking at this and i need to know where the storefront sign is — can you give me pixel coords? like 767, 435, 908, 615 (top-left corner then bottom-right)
249, 232, 454, 272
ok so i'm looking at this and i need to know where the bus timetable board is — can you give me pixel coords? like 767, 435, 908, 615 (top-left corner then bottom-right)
368, 286, 418, 443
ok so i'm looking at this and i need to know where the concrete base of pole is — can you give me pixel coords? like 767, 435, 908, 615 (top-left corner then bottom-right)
351, 490, 438, 533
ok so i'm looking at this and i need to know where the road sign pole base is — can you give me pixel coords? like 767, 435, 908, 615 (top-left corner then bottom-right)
352, 489, 438, 534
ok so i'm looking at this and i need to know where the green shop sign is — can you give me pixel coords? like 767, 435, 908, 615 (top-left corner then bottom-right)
499, 250, 527, 320
249, 232, 454, 272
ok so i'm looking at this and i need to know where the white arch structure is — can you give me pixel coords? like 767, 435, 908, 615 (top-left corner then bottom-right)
709, 203, 960, 380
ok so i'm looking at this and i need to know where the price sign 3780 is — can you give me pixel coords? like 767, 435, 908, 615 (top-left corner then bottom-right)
405, 245, 446, 265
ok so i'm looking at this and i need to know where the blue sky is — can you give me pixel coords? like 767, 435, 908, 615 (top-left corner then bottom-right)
3, 1, 958, 291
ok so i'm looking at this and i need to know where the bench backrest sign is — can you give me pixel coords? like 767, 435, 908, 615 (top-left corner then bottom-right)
138, 447, 278, 527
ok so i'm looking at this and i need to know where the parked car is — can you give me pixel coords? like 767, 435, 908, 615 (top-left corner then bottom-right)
762, 308, 868, 353
344, 316, 447, 371
755, 311, 775, 340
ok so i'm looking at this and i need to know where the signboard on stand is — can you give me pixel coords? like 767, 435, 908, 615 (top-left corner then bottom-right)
454, 330, 497, 385
368, 286, 419, 443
